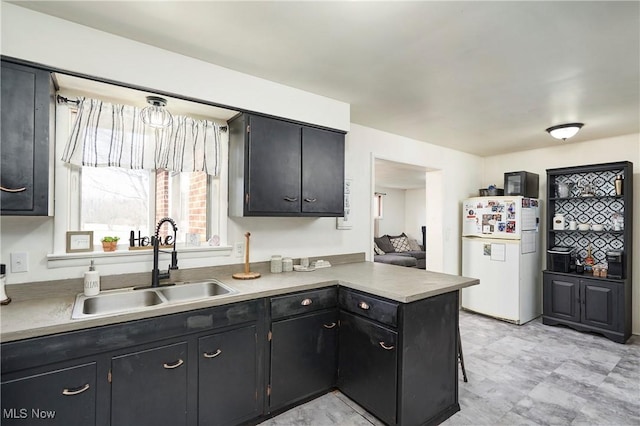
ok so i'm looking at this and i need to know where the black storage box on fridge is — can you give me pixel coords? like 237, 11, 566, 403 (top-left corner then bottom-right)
504, 171, 539, 198
547, 246, 574, 273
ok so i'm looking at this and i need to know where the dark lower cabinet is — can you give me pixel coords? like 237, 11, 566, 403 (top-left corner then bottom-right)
543, 272, 628, 343
1, 60, 54, 216
338, 288, 459, 426
111, 342, 188, 426
270, 310, 338, 410
199, 325, 260, 426
338, 311, 397, 425
543, 274, 580, 322
581, 278, 619, 331
1, 363, 96, 425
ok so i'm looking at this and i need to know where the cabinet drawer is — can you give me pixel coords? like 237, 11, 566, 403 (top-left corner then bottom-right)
339, 288, 398, 327
271, 287, 337, 319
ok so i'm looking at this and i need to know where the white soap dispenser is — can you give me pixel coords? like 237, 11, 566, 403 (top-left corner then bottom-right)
0, 264, 11, 305
84, 260, 100, 296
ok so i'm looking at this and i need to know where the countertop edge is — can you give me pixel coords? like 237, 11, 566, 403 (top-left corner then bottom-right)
1, 262, 479, 342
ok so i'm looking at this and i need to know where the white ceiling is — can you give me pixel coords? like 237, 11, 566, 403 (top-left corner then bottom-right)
375, 159, 428, 190
9, 1, 640, 157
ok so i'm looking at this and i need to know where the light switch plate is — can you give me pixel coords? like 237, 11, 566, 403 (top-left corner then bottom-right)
11, 252, 28, 273
234, 242, 244, 257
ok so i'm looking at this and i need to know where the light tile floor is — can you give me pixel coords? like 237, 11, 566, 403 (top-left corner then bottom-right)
259, 310, 640, 426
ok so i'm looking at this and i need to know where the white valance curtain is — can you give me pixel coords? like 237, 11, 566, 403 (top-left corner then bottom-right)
61, 97, 222, 176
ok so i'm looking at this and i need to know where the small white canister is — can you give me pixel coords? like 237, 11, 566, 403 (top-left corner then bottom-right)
568, 220, 577, 230
270, 255, 283, 273
553, 214, 566, 230
283, 257, 293, 272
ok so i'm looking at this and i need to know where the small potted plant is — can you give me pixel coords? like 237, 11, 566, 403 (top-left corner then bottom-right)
101, 236, 120, 252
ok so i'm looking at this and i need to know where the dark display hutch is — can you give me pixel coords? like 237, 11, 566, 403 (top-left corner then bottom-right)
543, 161, 633, 343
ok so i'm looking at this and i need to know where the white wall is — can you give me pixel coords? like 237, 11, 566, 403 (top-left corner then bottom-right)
375, 187, 406, 236
482, 133, 640, 334
405, 188, 426, 245
0, 4, 349, 131
353, 125, 483, 274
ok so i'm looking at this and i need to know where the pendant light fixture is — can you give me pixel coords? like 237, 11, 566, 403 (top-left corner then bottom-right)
140, 96, 173, 129
545, 123, 584, 141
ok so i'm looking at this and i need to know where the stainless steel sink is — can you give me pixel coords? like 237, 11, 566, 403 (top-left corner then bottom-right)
81, 289, 164, 315
71, 280, 237, 319
159, 280, 236, 303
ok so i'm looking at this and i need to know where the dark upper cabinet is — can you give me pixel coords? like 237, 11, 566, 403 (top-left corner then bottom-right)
1, 60, 54, 216
111, 342, 188, 426
199, 325, 260, 426
1, 362, 97, 426
229, 113, 345, 217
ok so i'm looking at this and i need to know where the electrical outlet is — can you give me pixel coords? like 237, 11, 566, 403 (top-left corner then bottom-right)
234, 242, 245, 257
11, 252, 28, 273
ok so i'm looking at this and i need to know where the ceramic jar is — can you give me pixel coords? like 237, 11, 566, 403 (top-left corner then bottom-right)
270, 255, 282, 273
553, 213, 566, 230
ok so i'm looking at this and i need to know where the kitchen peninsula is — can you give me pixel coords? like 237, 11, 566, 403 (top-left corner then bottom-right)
1, 258, 478, 426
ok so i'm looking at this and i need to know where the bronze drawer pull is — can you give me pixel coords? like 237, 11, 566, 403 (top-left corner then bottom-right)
301, 298, 313, 306
379, 342, 394, 350
358, 301, 370, 310
283, 196, 298, 202
62, 383, 90, 395
0, 186, 26, 193
163, 359, 184, 369
203, 349, 222, 359
323, 322, 337, 329
304, 198, 317, 203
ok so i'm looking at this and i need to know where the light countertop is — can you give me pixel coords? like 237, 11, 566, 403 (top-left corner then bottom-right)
1, 261, 478, 343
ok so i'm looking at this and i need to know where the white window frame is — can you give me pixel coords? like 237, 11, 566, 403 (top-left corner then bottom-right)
49, 101, 231, 268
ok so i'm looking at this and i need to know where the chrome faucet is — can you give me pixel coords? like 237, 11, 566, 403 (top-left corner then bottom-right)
151, 217, 179, 288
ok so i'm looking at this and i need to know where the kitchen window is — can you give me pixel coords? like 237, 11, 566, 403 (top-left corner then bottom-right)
52, 96, 229, 258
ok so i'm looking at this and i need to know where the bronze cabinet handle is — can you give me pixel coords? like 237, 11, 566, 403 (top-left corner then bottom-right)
283, 196, 298, 202
203, 349, 222, 359
301, 298, 313, 306
163, 359, 184, 369
304, 198, 317, 203
0, 186, 26, 193
358, 301, 370, 310
379, 342, 394, 350
323, 322, 337, 329
62, 383, 90, 395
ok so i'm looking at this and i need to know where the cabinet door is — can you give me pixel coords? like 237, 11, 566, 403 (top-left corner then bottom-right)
111, 342, 187, 426
301, 127, 344, 215
199, 325, 260, 426
580, 279, 619, 331
270, 310, 338, 410
247, 115, 301, 214
543, 274, 580, 322
1, 61, 52, 215
338, 311, 397, 426
1, 363, 96, 425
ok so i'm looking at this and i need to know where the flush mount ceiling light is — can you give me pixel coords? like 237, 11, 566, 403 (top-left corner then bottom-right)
140, 96, 173, 129
545, 123, 584, 141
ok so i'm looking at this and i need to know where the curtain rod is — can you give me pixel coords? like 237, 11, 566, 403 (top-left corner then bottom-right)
55, 95, 228, 132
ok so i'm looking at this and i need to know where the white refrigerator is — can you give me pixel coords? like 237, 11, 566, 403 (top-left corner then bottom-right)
461, 196, 542, 324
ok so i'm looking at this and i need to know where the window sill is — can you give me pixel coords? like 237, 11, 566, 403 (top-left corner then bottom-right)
47, 245, 233, 269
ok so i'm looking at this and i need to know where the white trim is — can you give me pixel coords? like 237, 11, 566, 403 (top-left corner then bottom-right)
47, 245, 232, 269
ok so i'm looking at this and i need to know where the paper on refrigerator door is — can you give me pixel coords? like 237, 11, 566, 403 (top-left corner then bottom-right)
490, 243, 506, 261
521, 230, 537, 254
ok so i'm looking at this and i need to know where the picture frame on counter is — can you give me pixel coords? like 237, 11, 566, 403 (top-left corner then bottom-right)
66, 231, 94, 253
